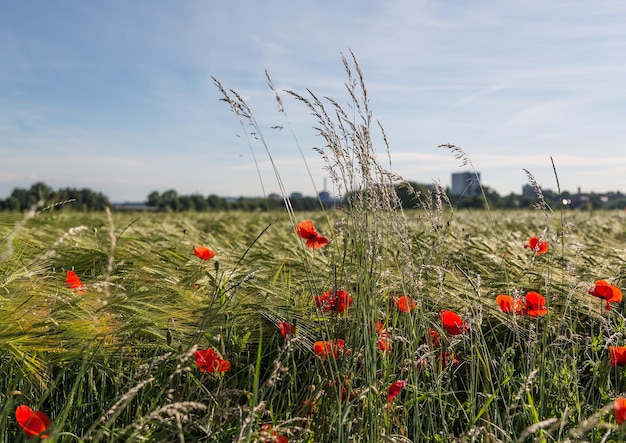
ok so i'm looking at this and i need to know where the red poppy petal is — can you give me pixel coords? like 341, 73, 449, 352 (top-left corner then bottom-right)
315, 292, 335, 311
395, 295, 417, 313
589, 280, 613, 299
375, 320, 385, 334
377, 332, 392, 353
526, 308, 548, 317
277, 322, 295, 339
296, 220, 318, 239
610, 347, 626, 366
313, 341, 327, 356
65, 270, 82, 287
65, 269, 87, 295
15, 405, 34, 421
66, 270, 87, 294
496, 295, 516, 313
440, 310, 467, 335
297, 221, 328, 248
524, 237, 548, 255
218, 359, 231, 373
335, 290, 353, 313
194, 348, 224, 372
616, 398, 626, 424
524, 292, 546, 309
305, 234, 329, 249
193, 246, 216, 260
15, 405, 50, 438
609, 285, 623, 303
387, 380, 407, 402
313, 339, 348, 359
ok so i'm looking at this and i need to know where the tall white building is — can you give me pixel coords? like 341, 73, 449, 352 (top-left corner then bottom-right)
451, 171, 481, 196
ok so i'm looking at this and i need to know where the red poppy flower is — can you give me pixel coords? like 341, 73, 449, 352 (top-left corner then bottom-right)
496, 294, 524, 314
260, 423, 288, 443
193, 246, 216, 261
610, 346, 626, 366
15, 405, 51, 439
387, 380, 407, 402
523, 291, 548, 317
589, 280, 623, 310
440, 310, 468, 335
277, 322, 295, 339
524, 237, 548, 255
313, 339, 349, 359
377, 331, 392, 353
314, 289, 353, 313
616, 398, 626, 425
394, 295, 417, 313
194, 348, 230, 373
296, 220, 329, 249
66, 270, 87, 295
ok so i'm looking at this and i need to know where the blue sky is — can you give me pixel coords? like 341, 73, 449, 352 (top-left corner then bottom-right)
2, 1, 626, 202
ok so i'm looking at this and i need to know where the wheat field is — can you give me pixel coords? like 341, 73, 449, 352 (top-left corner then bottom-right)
4, 52, 626, 442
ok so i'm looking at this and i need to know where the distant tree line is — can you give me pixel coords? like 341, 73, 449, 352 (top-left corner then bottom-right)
0, 182, 110, 211
145, 189, 332, 212
2, 182, 626, 212
447, 186, 626, 210
388, 181, 626, 210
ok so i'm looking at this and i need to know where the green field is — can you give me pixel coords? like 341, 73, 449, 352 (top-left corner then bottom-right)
4, 53, 626, 442
2, 205, 626, 442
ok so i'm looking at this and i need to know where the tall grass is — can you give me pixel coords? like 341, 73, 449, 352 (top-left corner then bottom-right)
3, 52, 626, 442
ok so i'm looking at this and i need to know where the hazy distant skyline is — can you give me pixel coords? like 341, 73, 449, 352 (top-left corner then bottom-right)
3, 1, 626, 202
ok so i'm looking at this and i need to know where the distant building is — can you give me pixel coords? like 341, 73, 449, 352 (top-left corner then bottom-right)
318, 178, 343, 207
522, 184, 538, 198
319, 190, 334, 205
451, 171, 481, 196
